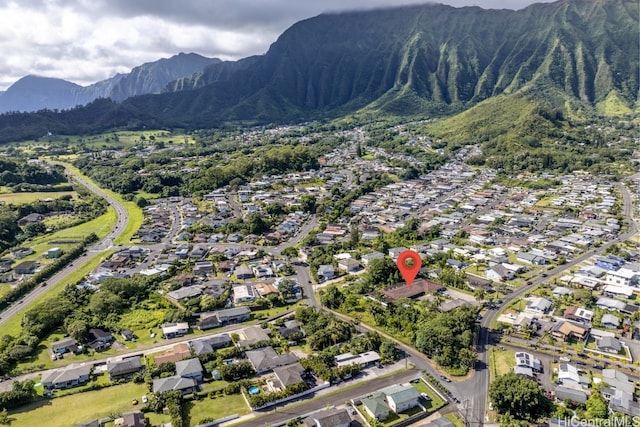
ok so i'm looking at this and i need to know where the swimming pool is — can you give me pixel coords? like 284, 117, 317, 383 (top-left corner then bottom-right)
248, 386, 260, 395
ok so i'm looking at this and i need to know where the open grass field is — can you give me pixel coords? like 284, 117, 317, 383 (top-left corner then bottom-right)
7, 382, 158, 427
489, 347, 515, 383
0, 191, 76, 205
184, 393, 250, 426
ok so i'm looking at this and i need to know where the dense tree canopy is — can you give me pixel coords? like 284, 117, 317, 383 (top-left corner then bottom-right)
489, 372, 552, 422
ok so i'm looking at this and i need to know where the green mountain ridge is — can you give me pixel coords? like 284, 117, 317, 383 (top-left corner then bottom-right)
0, 0, 637, 143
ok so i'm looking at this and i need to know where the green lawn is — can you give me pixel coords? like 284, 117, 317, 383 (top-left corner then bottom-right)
7, 382, 153, 427
0, 191, 76, 205
411, 380, 445, 411
489, 347, 515, 383
184, 393, 250, 426
445, 413, 465, 427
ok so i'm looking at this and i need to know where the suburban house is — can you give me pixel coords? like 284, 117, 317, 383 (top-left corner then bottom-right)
234, 265, 254, 280
278, 319, 304, 340
602, 369, 635, 395
161, 322, 189, 339
52, 337, 80, 355
18, 213, 44, 226
152, 376, 198, 395
270, 362, 306, 391
233, 284, 257, 304
41, 364, 92, 390
557, 363, 588, 387
601, 314, 621, 329
197, 307, 251, 330
551, 321, 590, 342
107, 357, 144, 381
563, 307, 593, 324
166, 285, 203, 303
246, 346, 298, 374
303, 408, 351, 427
486, 264, 515, 282
525, 297, 553, 315
381, 384, 420, 413
190, 334, 232, 356
555, 386, 588, 404
154, 343, 192, 365
597, 336, 623, 353
175, 358, 204, 383
514, 352, 541, 372
335, 351, 380, 368
361, 252, 385, 266
362, 393, 390, 421
113, 411, 147, 427
14, 260, 38, 275
317, 264, 335, 282
338, 258, 361, 273
238, 326, 271, 348
87, 328, 113, 351
604, 269, 638, 287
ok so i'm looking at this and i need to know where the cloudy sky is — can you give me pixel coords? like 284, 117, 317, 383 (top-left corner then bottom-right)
0, 0, 556, 90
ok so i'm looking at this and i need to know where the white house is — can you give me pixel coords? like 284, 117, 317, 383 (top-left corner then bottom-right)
381, 384, 420, 413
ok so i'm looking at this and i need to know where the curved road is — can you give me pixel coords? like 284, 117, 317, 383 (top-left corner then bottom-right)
0, 165, 130, 327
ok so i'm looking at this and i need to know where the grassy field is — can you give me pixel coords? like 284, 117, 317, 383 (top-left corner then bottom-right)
444, 413, 465, 427
7, 382, 157, 427
489, 347, 516, 382
411, 380, 446, 411
184, 393, 250, 426
0, 191, 76, 205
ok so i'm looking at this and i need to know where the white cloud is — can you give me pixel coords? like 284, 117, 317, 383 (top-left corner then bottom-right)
0, 0, 554, 90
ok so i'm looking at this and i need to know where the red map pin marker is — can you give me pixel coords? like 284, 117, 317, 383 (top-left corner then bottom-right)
397, 250, 422, 287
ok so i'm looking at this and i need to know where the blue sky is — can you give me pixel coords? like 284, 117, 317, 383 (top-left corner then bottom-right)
0, 0, 555, 90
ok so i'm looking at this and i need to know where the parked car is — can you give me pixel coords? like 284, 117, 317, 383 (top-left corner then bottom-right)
420, 392, 431, 401
142, 395, 148, 404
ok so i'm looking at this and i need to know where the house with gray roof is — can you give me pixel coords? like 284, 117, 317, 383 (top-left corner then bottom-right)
304, 408, 351, 427
602, 369, 635, 395
362, 393, 390, 421
601, 313, 620, 329
246, 346, 298, 373
190, 334, 232, 355
238, 326, 270, 348
107, 357, 144, 381
41, 364, 91, 389
272, 362, 305, 390
152, 375, 198, 395
175, 358, 204, 383
554, 386, 587, 404
381, 384, 420, 413
167, 285, 202, 303
597, 336, 622, 353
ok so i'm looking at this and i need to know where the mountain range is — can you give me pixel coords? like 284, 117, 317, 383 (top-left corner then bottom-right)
0, 53, 219, 113
0, 0, 637, 143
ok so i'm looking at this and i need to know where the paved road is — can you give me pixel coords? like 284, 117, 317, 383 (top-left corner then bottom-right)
237, 369, 419, 427
459, 180, 638, 426
0, 165, 130, 328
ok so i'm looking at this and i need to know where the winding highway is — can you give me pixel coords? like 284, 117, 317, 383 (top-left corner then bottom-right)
0, 165, 131, 328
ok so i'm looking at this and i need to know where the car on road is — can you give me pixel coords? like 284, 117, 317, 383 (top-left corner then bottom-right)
541, 273, 548, 277
41, 282, 48, 287
410, 378, 420, 383
18, 300, 24, 304
593, 364, 604, 370
526, 281, 532, 285
440, 375, 452, 383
